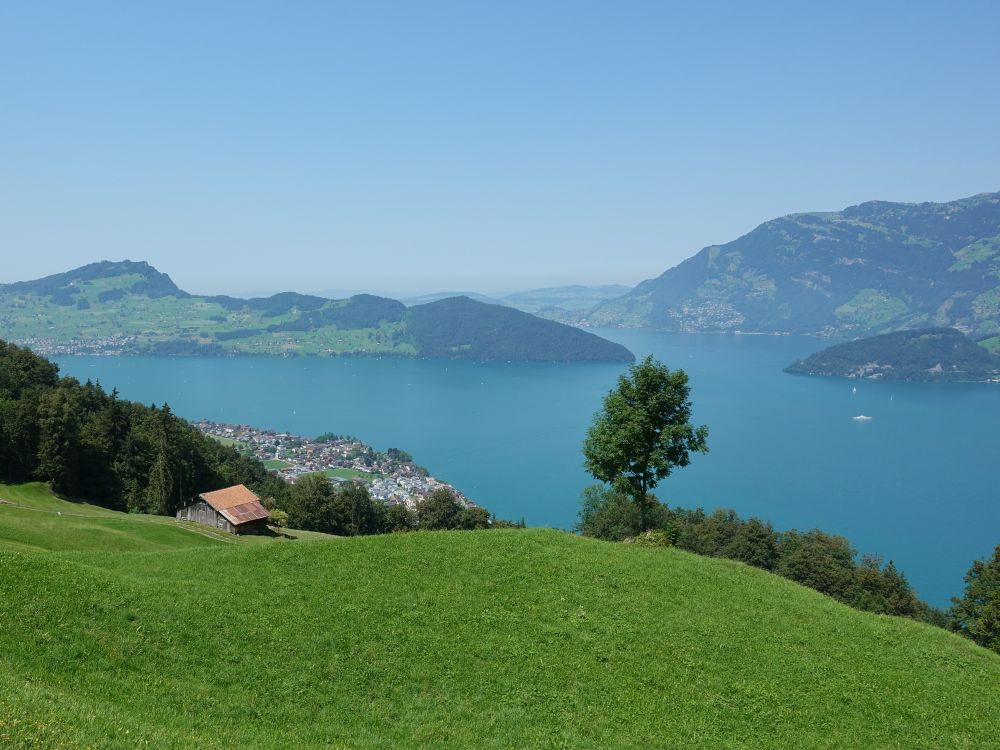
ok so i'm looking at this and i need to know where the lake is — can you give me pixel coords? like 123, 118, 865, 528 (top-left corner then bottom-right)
55, 329, 1000, 606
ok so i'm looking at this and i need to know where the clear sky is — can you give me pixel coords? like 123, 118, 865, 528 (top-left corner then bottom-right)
2, 1, 999, 297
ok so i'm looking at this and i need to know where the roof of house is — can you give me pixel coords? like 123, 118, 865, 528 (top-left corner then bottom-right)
198, 484, 270, 526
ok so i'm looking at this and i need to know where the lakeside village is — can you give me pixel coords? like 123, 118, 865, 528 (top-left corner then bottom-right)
193, 420, 475, 511
12, 335, 138, 357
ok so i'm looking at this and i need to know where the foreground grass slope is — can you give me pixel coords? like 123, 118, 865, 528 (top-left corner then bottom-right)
2, 526, 998, 749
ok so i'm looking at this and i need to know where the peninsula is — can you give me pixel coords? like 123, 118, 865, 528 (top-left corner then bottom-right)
785, 327, 1000, 382
195, 420, 473, 511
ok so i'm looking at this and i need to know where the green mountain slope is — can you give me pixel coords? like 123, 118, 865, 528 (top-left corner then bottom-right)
1, 521, 998, 748
0, 261, 633, 362
588, 191, 1000, 337
405, 295, 635, 361
786, 327, 1000, 381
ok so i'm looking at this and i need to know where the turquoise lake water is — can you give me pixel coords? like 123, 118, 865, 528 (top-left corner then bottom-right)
55, 329, 1000, 606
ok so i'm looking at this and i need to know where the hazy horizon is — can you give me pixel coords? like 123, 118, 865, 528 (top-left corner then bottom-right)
3, 2, 999, 295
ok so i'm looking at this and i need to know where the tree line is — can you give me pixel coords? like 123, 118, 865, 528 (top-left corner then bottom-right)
278, 474, 522, 536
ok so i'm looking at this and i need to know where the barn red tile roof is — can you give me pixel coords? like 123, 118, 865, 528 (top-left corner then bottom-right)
199, 485, 270, 526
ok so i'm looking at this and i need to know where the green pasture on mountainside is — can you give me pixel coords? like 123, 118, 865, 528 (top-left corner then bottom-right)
325, 467, 379, 481
1, 483, 998, 749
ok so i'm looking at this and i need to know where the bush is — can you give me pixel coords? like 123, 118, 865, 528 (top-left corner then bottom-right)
625, 529, 671, 548
384, 503, 417, 532
416, 488, 463, 530
576, 485, 641, 541
951, 544, 1000, 653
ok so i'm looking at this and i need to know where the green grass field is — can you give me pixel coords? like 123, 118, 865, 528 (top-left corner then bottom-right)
325, 467, 379, 481
1, 482, 998, 748
0, 482, 333, 553
263, 458, 293, 470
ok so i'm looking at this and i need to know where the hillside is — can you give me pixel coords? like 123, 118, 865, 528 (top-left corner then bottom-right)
0, 482, 334, 552
587, 191, 1000, 337
404, 295, 634, 362
1, 524, 998, 748
786, 327, 1000, 381
0, 261, 633, 362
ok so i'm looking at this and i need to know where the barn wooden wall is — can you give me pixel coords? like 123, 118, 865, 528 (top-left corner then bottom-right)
176, 500, 237, 534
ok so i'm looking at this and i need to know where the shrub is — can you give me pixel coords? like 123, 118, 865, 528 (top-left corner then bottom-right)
625, 529, 671, 548
576, 485, 641, 541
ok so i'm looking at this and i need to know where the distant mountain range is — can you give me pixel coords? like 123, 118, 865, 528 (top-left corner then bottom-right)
0, 261, 634, 363
586, 191, 1000, 342
403, 284, 631, 324
785, 327, 1000, 382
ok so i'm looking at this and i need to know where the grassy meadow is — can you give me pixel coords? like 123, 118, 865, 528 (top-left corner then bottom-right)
0, 482, 332, 552
1, 482, 999, 748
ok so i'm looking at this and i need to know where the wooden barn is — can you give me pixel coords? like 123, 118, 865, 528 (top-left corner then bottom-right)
176, 484, 270, 535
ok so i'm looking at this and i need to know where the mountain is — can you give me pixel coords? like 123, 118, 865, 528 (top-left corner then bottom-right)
405, 285, 633, 324
402, 291, 506, 306
587, 191, 1000, 337
785, 327, 1000, 382
0, 261, 633, 362
404, 295, 632, 361
502, 284, 633, 324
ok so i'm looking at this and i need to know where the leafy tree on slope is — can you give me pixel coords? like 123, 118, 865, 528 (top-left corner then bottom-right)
583, 355, 708, 529
951, 544, 1000, 653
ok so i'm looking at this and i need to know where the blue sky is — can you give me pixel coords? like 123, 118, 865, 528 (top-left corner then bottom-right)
2, 1, 998, 296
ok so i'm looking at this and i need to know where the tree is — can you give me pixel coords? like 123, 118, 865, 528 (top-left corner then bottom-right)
583, 356, 708, 529
286, 473, 338, 532
576, 485, 641, 541
776, 530, 857, 603
332, 482, 383, 536
36, 386, 83, 495
723, 517, 779, 571
416, 488, 463, 530
951, 544, 1000, 653
455, 505, 490, 530
384, 503, 418, 532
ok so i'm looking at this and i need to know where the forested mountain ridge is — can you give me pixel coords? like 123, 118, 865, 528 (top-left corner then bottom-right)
0, 261, 633, 362
785, 327, 1000, 381
587, 191, 1000, 337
